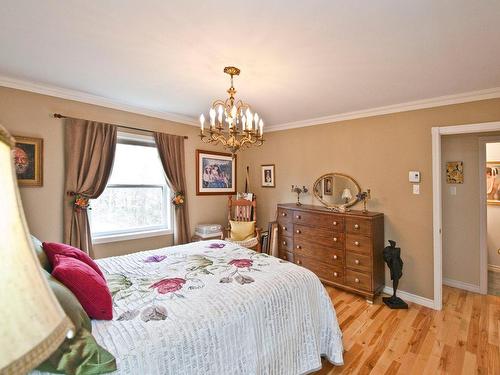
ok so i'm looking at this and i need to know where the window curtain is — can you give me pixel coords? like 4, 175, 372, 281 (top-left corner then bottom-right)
154, 132, 190, 244
63, 118, 117, 257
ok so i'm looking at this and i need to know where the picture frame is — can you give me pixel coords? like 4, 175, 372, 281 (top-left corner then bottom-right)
323, 176, 333, 195
12, 135, 43, 187
446, 161, 464, 184
261, 164, 275, 187
196, 149, 236, 195
487, 161, 500, 205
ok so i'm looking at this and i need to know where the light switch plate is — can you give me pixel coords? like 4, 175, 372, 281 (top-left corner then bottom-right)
413, 184, 420, 194
450, 186, 457, 195
409, 171, 421, 183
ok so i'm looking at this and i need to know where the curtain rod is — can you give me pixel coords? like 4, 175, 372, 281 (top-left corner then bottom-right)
53, 113, 188, 139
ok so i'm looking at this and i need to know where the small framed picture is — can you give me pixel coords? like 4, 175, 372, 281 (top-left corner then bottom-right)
323, 176, 333, 195
261, 164, 275, 187
446, 161, 464, 184
12, 135, 43, 187
196, 149, 236, 195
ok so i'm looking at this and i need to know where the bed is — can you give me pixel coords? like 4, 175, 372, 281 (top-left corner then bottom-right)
49, 240, 344, 374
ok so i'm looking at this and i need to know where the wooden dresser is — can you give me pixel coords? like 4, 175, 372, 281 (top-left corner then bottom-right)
277, 203, 384, 302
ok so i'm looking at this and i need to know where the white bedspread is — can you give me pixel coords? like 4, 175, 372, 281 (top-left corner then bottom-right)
53, 240, 344, 374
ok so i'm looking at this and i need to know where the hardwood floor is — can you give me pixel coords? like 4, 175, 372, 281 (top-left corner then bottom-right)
316, 285, 500, 374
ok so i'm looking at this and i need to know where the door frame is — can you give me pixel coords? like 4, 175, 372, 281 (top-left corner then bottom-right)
432, 121, 500, 310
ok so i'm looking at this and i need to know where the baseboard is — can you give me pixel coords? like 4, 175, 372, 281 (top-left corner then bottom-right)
488, 264, 500, 273
382, 286, 435, 309
442, 278, 481, 293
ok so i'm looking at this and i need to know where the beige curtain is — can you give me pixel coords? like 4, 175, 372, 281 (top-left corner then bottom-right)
63, 118, 117, 257
154, 132, 190, 244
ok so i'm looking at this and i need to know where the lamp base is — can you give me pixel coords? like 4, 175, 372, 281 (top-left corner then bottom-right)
383, 295, 408, 309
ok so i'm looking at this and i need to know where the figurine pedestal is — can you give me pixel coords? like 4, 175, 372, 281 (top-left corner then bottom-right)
383, 295, 408, 309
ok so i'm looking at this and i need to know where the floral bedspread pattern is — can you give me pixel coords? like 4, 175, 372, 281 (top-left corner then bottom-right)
91, 240, 343, 374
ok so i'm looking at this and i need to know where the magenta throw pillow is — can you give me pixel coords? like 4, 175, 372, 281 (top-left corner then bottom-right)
51, 254, 113, 320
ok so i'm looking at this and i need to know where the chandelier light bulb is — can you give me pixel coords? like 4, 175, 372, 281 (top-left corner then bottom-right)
218, 105, 223, 123
254, 113, 259, 131
209, 108, 216, 127
259, 119, 263, 136
241, 115, 247, 130
199, 114, 205, 132
231, 105, 237, 119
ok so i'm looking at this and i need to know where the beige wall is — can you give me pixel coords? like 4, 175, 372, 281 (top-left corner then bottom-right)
238, 98, 500, 299
0, 86, 230, 259
487, 142, 500, 268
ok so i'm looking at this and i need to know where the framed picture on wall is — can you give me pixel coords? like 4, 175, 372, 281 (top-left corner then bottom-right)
12, 135, 43, 187
261, 164, 275, 187
487, 161, 500, 205
196, 149, 236, 195
323, 176, 333, 195
446, 161, 464, 184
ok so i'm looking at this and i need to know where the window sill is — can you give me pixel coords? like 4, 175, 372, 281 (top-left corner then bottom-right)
92, 229, 173, 244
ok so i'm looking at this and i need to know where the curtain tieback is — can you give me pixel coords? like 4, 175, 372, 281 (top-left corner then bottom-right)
68, 191, 91, 212
171, 192, 185, 208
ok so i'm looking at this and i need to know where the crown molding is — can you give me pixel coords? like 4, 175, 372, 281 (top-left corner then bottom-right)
2, 75, 499, 132
0, 75, 199, 126
267, 87, 500, 132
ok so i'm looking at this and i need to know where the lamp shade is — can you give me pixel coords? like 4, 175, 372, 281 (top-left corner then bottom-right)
0, 125, 73, 375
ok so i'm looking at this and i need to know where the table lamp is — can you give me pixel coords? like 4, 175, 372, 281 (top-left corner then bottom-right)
0, 125, 73, 375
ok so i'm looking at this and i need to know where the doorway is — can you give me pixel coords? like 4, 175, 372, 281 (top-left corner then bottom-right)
432, 121, 500, 310
484, 139, 500, 296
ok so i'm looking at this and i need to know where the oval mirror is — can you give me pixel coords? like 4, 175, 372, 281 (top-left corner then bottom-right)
313, 173, 361, 209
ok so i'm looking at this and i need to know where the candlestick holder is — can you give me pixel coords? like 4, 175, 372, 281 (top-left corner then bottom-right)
291, 185, 308, 206
356, 189, 371, 213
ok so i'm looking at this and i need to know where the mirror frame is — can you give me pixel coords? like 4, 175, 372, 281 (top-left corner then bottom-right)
312, 172, 361, 210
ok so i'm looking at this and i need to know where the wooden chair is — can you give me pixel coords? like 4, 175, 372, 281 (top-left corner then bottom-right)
225, 195, 261, 252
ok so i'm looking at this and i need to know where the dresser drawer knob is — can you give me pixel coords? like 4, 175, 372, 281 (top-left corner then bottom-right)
282, 226, 287, 231
296, 229, 301, 234
333, 272, 338, 277
355, 278, 360, 283
296, 215, 301, 219
282, 241, 287, 246
296, 245, 301, 249
281, 212, 287, 217
355, 259, 360, 265
333, 221, 338, 226
354, 241, 360, 246
354, 224, 360, 229
333, 237, 338, 242
333, 255, 338, 260
296, 260, 302, 265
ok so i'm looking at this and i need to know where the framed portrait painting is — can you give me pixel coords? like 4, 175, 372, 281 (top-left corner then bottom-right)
196, 150, 236, 195
487, 161, 500, 205
13, 135, 43, 186
261, 164, 275, 187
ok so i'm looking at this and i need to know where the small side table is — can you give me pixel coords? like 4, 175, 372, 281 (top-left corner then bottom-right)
191, 233, 224, 242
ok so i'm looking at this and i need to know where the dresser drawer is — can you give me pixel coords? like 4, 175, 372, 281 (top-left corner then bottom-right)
278, 222, 293, 237
293, 211, 344, 232
279, 237, 293, 252
345, 269, 371, 291
293, 224, 344, 249
294, 243, 344, 266
345, 217, 372, 236
278, 208, 292, 223
295, 256, 344, 284
346, 233, 372, 255
278, 250, 294, 262
346, 252, 372, 272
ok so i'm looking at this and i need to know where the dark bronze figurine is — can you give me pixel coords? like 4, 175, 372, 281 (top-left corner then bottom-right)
383, 240, 408, 309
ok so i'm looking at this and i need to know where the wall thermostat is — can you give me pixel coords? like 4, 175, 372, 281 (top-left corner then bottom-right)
409, 171, 420, 183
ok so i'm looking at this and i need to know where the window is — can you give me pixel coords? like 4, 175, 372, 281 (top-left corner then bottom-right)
90, 132, 171, 243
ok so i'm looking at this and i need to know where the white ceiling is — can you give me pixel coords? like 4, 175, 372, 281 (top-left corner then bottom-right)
1, 0, 500, 128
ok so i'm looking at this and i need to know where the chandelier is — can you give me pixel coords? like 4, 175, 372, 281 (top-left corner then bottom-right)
199, 66, 264, 154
